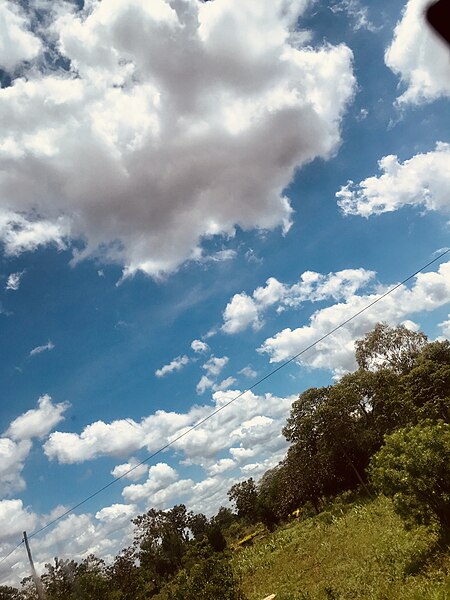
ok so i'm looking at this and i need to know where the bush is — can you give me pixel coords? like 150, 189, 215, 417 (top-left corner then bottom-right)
171, 555, 246, 600
369, 421, 450, 532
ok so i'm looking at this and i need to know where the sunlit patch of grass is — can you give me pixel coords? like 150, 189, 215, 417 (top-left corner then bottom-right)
233, 496, 450, 600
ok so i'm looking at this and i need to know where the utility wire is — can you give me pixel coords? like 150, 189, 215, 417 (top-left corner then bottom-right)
2, 247, 449, 561
0, 540, 24, 567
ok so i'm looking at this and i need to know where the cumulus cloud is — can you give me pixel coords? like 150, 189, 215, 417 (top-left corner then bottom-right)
111, 457, 149, 482
0, 396, 69, 497
43, 387, 295, 479
95, 503, 137, 523
196, 355, 230, 393
0, 0, 355, 278
439, 315, 450, 338
196, 374, 214, 395
5, 271, 25, 291
155, 355, 189, 377
260, 259, 450, 376
0, 499, 36, 542
29, 340, 55, 356
206, 458, 236, 476
385, 0, 450, 104
191, 339, 209, 353
202, 355, 229, 377
0, 438, 32, 496
222, 293, 261, 334
222, 268, 375, 333
0, 1, 42, 72
213, 376, 237, 391
122, 462, 179, 503
6, 394, 69, 441
337, 142, 450, 217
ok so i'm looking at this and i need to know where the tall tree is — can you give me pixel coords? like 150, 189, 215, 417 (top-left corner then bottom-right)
227, 479, 258, 523
355, 322, 427, 374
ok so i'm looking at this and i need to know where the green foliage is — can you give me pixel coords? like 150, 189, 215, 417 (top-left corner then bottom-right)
369, 421, 450, 531
0, 587, 22, 599
234, 496, 449, 600
171, 555, 246, 600
132, 504, 191, 589
228, 479, 259, 523
355, 322, 428, 373
9, 324, 450, 600
403, 340, 450, 422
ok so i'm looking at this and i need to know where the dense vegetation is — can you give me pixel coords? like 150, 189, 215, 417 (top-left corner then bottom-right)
1, 324, 449, 599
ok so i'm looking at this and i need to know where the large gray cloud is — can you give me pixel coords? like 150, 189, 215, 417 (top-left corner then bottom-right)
0, 0, 355, 277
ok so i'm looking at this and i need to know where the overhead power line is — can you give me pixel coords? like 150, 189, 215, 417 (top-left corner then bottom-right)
0, 540, 24, 568
2, 247, 449, 563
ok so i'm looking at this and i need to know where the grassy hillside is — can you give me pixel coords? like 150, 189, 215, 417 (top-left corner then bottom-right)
233, 496, 450, 600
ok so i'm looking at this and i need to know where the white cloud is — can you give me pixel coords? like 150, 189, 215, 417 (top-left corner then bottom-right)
111, 457, 148, 482
0, 1, 42, 72
43, 387, 295, 479
213, 376, 237, 391
330, 0, 378, 32
29, 340, 55, 356
155, 355, 189, 377
5, 271, 25, 291
337, 142, 450, 217
253, 277, 287, 308
206, 458, 236, 476
95, 503, 137, 523
222, 268, 375, 333
239, 365, 258, 379
0, 439, 32, 496
0, 0, 355, 278
439, 315, 450, 338
122, 462, 179, 503
0, 499, 36, 541
0, 212, 71, 257
0, 396, 68, 497
6, 394, 69, 441
202, 355, 229, 377
44, 418, 145, 463
191, 339, 209, 353
400, 319, 420, 332
196, 355, 230, 394
222, 293, 261, 334
196, 374, 214, 395
260, 259, 450, 376
385, 0, 450, 104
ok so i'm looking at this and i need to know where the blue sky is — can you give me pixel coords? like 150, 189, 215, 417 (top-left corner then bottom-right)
1, 0, 450, 584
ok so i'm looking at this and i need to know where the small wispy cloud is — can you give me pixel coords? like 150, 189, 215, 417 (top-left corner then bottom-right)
330, 0, 378, 33
191, 339, 209, 354
239, 365, 257, 379
6, 271, 25, 291
155, 355, 190, 378
29, 341, 55, 357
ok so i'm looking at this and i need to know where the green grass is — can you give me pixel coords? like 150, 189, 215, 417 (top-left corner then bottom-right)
233, 496, 450, 600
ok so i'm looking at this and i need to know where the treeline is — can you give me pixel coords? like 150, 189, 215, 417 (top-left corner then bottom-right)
1, 324, 449, 600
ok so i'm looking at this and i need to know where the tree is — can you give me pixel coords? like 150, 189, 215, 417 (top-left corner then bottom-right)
170, 555, 246, 600
369, 421, 450, 532
132, 504, 190, 590
355, 322, 427, 374
227, 479, 258, 523
107, 546, 148, 600
0, 587, 22, 600
402, 340, 450, 422
41, 558, 78, 600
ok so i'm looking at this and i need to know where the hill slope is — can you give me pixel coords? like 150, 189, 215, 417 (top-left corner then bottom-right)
233, 496, 450, 600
